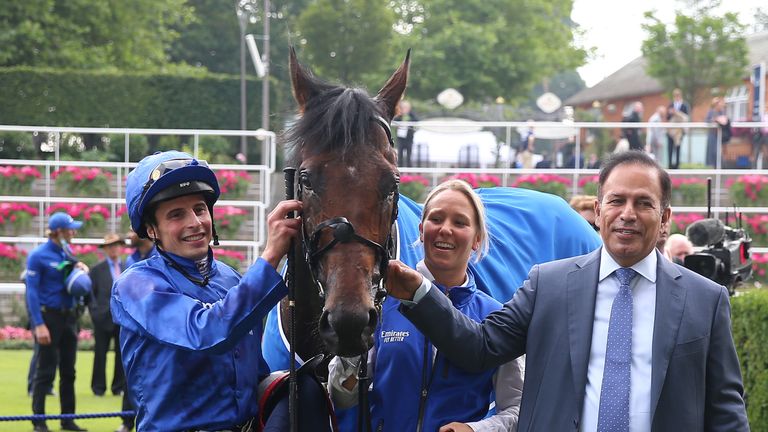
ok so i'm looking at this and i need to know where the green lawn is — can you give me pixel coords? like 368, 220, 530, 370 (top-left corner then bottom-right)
0, 349, 127, 432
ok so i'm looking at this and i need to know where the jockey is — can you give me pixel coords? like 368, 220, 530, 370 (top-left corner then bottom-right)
111, 150, 312, 431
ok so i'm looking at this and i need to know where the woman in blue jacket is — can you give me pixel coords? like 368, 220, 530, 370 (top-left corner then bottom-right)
111, 151, 303, 431
328, 179, 523, 432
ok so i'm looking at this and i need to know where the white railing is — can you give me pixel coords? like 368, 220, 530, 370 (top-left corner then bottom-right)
0, 126, 276, 293
3, 121, 768, 292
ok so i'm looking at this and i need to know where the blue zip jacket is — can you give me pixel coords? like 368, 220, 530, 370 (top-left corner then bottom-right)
111, 252, 287, 431
369, 273, 500, 431
26, 239, 78, 326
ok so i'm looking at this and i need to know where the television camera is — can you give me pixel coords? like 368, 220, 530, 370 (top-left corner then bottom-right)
682, 178, 752, 295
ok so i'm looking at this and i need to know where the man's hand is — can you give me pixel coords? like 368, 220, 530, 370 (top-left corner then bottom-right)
439, 422, 474, 432
385, 260, 423, 301
261, 200, 303, 269
34, 324, 51, 345
75, 261, 89, 273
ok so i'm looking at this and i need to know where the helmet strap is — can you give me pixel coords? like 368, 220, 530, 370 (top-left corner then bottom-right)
212, 222, 220, 246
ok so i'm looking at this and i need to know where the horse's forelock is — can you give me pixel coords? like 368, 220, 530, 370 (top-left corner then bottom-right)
285, 85, 384, 166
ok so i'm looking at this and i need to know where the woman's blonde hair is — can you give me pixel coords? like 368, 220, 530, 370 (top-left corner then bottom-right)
569, 195, 597, 212
421, 179, 490, 262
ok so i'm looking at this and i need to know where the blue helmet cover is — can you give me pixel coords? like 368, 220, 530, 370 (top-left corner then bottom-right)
66, 268, 92, 298
126, 151, 220, 237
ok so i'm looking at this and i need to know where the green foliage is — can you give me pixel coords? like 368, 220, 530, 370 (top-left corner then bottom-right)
0, 0, 194, 71
0, 132, 42, 160
0, 67, 262, 132
400, 0, 586, 102
641, 4, 748, 110
296, 0, 396, 85
731, 290, 768, 430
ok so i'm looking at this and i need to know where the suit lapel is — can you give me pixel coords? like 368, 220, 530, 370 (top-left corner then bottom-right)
650, 253, 686, 420
568, 248, 601, 406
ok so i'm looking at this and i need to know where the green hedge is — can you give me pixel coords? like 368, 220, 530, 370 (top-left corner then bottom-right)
732, 289, 768, 430
0, 67, 266, 130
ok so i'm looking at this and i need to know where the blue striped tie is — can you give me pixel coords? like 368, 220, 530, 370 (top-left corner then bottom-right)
597, 267, 636, 432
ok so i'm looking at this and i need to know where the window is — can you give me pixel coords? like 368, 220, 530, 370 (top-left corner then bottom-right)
725, 85, 749, 120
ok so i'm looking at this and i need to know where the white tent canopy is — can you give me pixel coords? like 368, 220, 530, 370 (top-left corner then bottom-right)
408, 118, 508, 167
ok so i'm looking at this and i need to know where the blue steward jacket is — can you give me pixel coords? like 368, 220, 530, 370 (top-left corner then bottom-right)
369, 272, 501, 431
25, 239, 78, 326
111, 252, 287, 431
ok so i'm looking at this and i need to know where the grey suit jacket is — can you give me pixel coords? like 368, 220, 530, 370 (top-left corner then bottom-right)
402, 248, 749, 431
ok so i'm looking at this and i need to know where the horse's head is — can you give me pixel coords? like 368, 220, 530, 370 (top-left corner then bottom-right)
285, 48, 409, 356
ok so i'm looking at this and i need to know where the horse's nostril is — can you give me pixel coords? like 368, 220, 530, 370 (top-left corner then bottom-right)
367, 308, 378, 329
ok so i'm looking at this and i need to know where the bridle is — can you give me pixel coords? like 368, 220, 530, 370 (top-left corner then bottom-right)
295, 115, 399, 314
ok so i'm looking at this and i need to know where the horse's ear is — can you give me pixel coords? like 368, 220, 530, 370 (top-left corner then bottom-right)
375, 49, 411, 121
289, 46, 318, 112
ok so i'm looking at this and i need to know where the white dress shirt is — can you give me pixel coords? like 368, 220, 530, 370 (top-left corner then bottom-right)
581, 248, 657, 432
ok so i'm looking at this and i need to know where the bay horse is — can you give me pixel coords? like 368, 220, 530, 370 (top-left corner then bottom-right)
260, 50, 603, 413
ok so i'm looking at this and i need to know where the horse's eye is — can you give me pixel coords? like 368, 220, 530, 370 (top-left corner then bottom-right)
300, 172, 313, 190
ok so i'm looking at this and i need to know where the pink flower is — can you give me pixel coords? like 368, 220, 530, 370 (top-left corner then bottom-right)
215, 249, 246, 261
513, 174, 572, 187
0, 326, 33, 340
400, 175, 429, 186
578, 175, 599, 188
216, 170, 252, 195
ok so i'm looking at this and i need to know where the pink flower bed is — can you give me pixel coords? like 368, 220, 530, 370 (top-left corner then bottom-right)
216, 170, 252, 197
670, 213, 705, 234
513, 173, 572, 187
52, 166, 113, 182
444, 173, 501, 188
0, 202, 39, 225
0, 326, 92, 342
401, 174, 429, 186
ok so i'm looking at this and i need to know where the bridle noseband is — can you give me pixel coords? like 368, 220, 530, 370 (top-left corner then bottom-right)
296, 116, 398, 312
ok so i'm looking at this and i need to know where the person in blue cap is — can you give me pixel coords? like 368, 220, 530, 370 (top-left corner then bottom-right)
111, 150, 305, 431
26, 211, 91, 432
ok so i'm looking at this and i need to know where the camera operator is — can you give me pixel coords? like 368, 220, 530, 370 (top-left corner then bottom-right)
664, 234, 693, 265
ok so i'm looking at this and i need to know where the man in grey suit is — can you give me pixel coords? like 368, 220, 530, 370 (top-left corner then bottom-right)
386, 150, 749, 431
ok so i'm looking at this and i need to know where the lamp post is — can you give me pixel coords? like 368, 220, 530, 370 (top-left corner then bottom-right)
261, 0, 270, 133
236, 4, 248, 157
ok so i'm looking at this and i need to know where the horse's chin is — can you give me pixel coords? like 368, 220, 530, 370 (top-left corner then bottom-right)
330, 336, 374, 358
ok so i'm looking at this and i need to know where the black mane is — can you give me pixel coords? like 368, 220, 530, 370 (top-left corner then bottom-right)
284, 77, 383, 167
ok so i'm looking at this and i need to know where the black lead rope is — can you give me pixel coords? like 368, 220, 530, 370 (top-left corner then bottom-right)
357, 350, 372, 432
283, 167, 299, 432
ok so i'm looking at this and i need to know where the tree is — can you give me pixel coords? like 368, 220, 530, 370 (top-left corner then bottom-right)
394, 0, 586, 103
295, 0, 397, 86
641, 3, 748, 111
0, 0, 193, 70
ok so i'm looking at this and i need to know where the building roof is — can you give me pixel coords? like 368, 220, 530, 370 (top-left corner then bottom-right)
565, 31, 768, 107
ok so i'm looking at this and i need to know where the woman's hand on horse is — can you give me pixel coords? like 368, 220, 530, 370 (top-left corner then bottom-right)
261, 200, 303, 269
438, 422, 473, 432
385, 260, 423, 301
